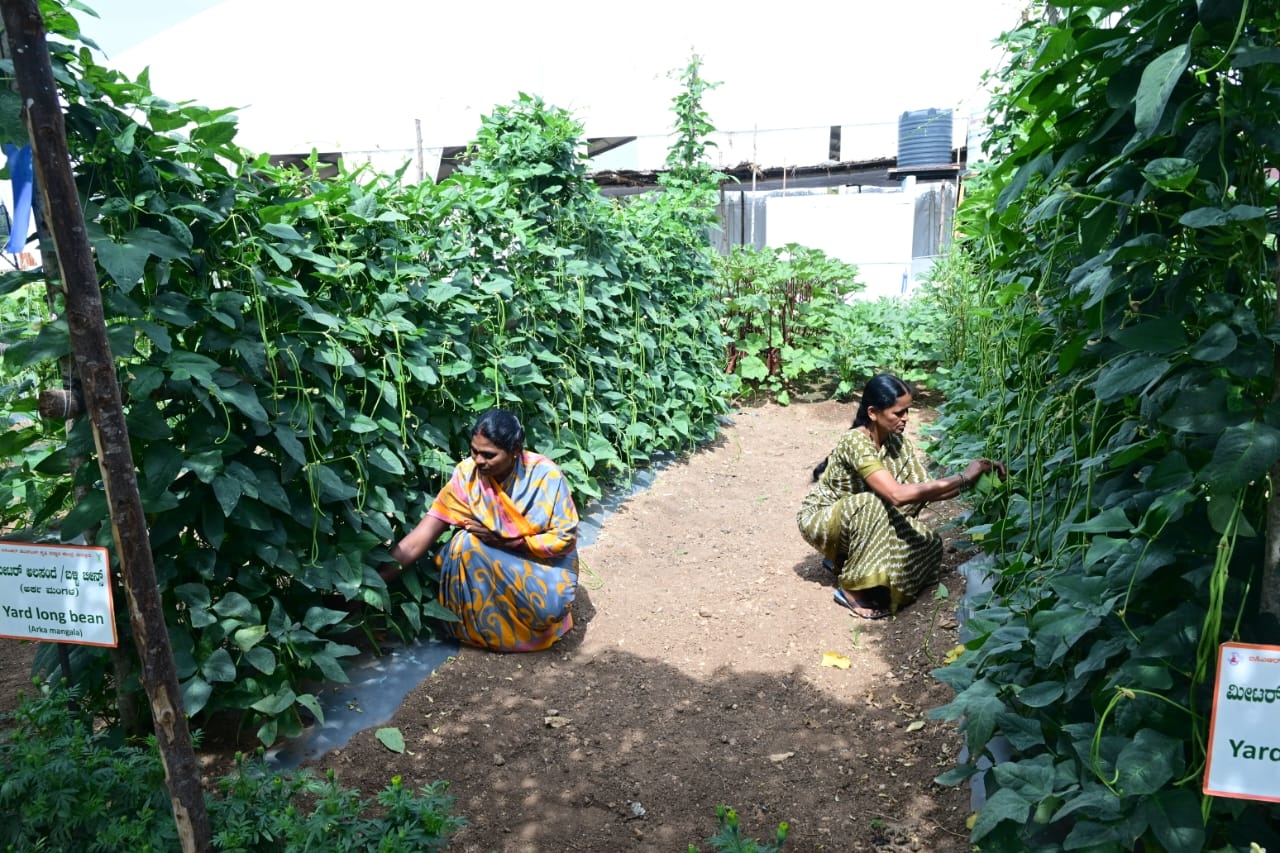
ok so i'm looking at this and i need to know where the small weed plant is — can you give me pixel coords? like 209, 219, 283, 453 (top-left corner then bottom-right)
688, 805, 789, 853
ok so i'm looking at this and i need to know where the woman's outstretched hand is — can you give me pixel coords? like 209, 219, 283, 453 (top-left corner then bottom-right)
964, 458, 1007, 483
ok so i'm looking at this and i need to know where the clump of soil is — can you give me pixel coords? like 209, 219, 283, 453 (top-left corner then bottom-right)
0, 399, 978, 852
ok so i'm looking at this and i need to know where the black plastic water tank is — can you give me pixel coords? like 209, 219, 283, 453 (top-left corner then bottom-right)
897, 108, 953, 167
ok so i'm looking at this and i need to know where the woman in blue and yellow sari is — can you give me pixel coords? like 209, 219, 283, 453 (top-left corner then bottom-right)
387, 409, 579, 652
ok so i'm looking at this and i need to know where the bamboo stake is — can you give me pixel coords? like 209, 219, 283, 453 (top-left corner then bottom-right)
0, 3, 211, 850
1265, 177, 1280, 625
415, 117, 424, 183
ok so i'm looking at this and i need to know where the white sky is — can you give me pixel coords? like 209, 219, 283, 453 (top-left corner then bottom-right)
77, 0, 1023, 160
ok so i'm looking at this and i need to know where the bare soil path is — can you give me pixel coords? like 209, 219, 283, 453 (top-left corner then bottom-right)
0, 398, 977, 852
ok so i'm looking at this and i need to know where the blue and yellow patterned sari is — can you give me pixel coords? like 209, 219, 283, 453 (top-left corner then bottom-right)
428, 450, 579, 651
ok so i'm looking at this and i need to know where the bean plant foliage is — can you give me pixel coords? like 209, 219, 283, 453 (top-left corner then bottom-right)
716, 243, 946, 404
716, 242, 863, 404
925, 1, 1280, 851
0, 3, 732, 744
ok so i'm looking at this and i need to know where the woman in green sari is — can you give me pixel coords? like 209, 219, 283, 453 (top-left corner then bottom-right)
797, 374, 1003, 619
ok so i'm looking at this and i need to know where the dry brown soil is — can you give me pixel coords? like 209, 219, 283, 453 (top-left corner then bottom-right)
0, 398, 979, 852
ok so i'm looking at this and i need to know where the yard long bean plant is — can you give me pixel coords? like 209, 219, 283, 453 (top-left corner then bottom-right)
0, 6, 732, 743
926, 1, 1280, 850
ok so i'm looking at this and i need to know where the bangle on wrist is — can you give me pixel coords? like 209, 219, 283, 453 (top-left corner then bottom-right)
957, 472, 969, 491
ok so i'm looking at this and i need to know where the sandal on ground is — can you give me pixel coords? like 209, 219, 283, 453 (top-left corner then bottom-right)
833, 588, 890, 620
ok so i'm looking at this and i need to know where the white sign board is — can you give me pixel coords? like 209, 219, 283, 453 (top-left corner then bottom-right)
1204, 642, 1280, 802
0, 541, 117, 647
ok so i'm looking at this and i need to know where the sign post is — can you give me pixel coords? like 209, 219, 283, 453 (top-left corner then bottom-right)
0, 540, 116, 647
1203, 641, 1280, 803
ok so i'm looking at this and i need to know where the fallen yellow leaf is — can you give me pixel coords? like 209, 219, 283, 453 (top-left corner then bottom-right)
821, 651, 851, 669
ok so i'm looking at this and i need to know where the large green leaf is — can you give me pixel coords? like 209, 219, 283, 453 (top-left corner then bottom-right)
1017, 681, 1064, 708
211, 475, 242, 516
951, 678, 1005, 754
61, 489, 107, 541
1073, 264, 1113, 308
1231, 45, 1280, 68
201, 648, 237, 683
1111, 317, 1187, 353
212, 591, 256, 621
1063, 817, 1135, 849
1115, 728, 1180, 795
4, 318, 70, 366
995, 151, 1053, 213
165, 350, 221, 385
1094, 354, 1170, 403
1067, 507, 1132, 534
996, 712, 1048, 752
310, 647, 354, 683
250, 686, 297, 715
263, 222, 303, 241
273, 425, 309, 466
126, 226, 190, 260
252, 469, 292, 514
1032, 607, 1100, 668
376, 727, 406, 754
1179, 207, 1228, 228
1134, 44, 1190, 138
970, 787, 1032, 842
992, 754, 1057, 800
211, 380, 269, 423
181, 675, 213, 716
127, 399, 174, 442
302, 606, 349, 632
736, 354, 769, 380
312, 463, 360, 502
94, 238, 150, 292
1156, 380, 1236, 434
1204, 421, 1280, 494
1053, 783, 1124, 823
1189, 323, 1237, 362
1141, 789, 1205, 853
1141, 157, 1197, 192
141, 443, 184, 499
421, 599, 461, 623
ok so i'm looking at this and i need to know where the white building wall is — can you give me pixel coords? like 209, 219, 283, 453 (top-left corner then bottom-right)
764, 190, 916, 300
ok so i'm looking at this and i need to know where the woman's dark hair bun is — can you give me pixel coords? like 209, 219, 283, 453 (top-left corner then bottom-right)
851, 373, 913, 429
472, 409, 525, 452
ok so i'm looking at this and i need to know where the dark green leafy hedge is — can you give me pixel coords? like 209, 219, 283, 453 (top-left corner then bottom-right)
926, 1, 1280, 850
0, 10, 731, 743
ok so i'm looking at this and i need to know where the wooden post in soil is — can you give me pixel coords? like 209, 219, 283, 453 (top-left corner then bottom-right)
0, 3, 212, 851
1266, 242, 1280, 629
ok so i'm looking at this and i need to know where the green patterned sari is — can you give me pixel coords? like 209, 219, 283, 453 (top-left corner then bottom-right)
797, 429, 943, 612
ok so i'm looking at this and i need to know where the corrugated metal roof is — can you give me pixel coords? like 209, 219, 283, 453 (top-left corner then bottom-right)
591, 148, 967, 197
